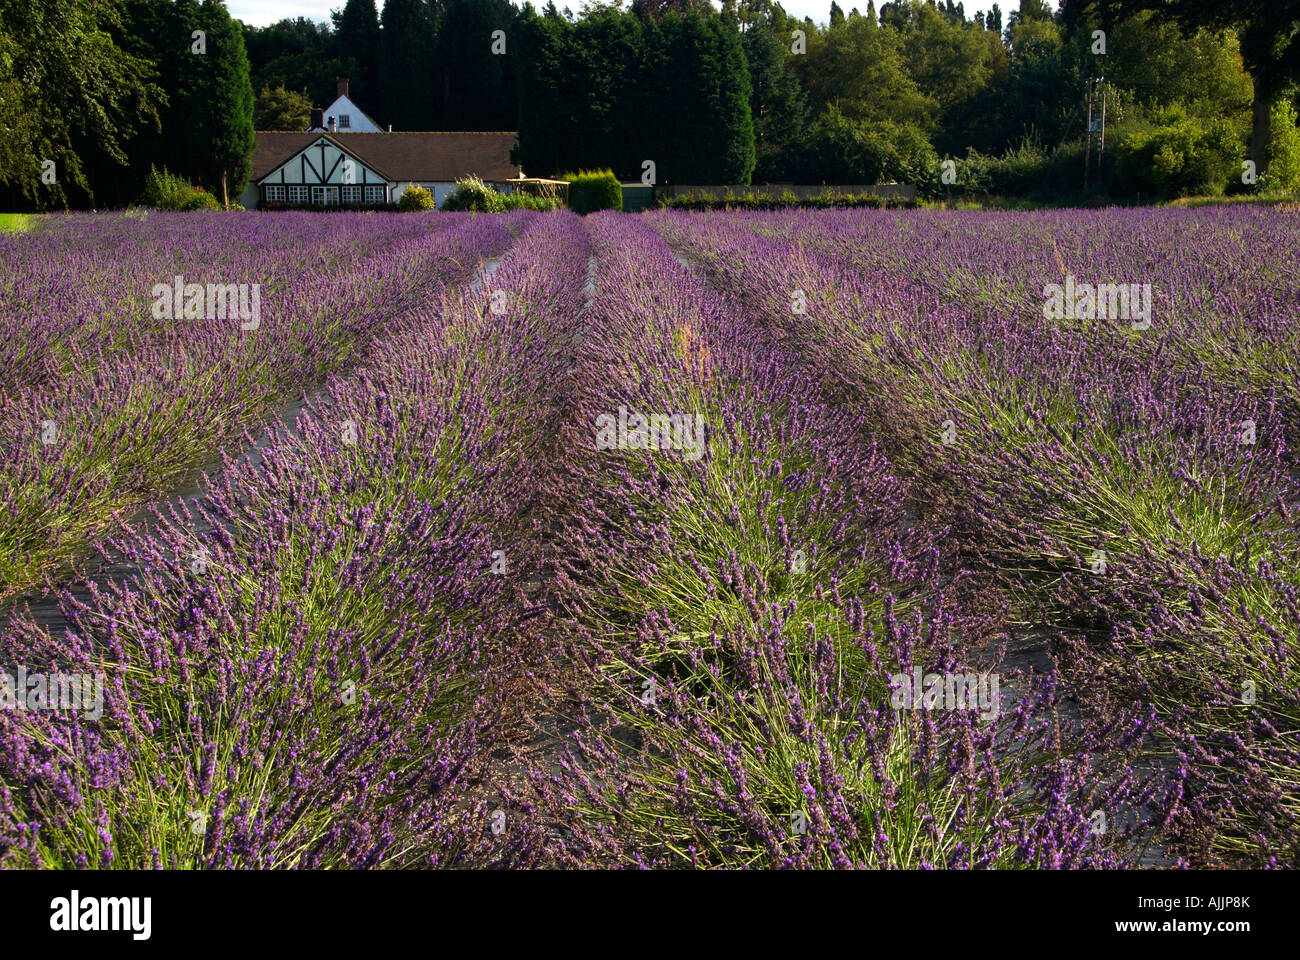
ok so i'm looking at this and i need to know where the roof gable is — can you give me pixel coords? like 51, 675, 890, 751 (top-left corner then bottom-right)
322, 95, 383, 132
251, 132, 521, 183
256, 135, 390, 185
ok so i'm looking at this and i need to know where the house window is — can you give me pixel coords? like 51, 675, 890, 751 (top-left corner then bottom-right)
288, 186, 309, 204
338, 114, 351, 129
326, 186, 339, 205
365, 185, 386, 204
264, 185, 285, 202
342, 185, 362, 203
311, 186, 339, 206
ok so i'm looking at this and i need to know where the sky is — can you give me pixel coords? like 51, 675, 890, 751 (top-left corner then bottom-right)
227, 0, 1006, 30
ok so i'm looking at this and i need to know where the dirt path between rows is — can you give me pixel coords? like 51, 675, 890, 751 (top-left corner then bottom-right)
462, 246, 603, 860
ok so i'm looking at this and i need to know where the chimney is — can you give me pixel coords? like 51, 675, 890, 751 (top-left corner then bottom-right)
337, 77, 349, 100
309, 106, 323, 130
328, 116, 337, 133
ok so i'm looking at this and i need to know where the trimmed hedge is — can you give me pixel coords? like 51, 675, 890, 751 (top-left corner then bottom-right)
659, 190, 910, 211
563, 169, 623, 214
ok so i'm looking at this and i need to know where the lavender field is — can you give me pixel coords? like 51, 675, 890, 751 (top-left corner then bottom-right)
1, 206, 1297, 870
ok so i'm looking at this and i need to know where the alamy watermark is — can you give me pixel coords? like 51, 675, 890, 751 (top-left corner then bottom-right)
151, 275, 261, 330
890, 667, 1000, 721
50, 890, 150, 940
2, 666, 104, 720
594, 406, 705, 461
1042, 274, 1152, 330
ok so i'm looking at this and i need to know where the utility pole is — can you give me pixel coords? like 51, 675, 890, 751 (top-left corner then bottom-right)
1084, 77, 1107, 192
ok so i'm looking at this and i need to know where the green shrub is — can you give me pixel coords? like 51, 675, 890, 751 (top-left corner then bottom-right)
802, 108, 939, 190
441, 176, 506, 212
178, 189, 221, 211
398, 185, 436, 211
502, 192, 563, 211
1266, 99, 1300, 193
1113, 106, 1240, 198
141, 166, 208, 211
919, 138, 1054, 201
439, 176, 564, 212
563, 169, 623, 214
1038, 140, 1089, 196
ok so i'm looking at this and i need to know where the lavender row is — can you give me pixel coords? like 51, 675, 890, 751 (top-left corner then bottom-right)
0, 212, 522, 599
0, 212, 456, 396
707, 205, 1300, 450
650, 207, 1298, 866
520, 212, 1155, 868
0, 211, 590, 868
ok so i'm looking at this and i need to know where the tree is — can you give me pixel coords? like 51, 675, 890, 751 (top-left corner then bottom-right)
241, 16, 367, 111
629, 0, 714, 19
380, 0, 435, 129
1001, 15, 1079, 147
171, 0, 255, 204
794, 9, 935, 127
1012, 0, 1054, 26
434, 0, 517, 130
516, 7, 754, 182
677, 11, 755, 182
333, 0, 381, 104
515, 8, 580, 175
892, 0, 997, 117
1066, 0, 1300, 172
0, 0, 162, 207
254, 84, 313, 129
1099, 11, 1252, 122
739, 2, 809, 180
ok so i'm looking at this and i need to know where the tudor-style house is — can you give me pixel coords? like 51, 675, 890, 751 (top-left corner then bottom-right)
240, 130, 523, 209
240, 78, 523, 210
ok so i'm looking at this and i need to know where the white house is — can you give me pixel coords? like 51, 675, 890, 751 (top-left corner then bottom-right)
312, 78, 385, 133
239, 130, 523, 209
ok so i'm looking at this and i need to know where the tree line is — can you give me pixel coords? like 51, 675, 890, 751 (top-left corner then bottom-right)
1, 0, 253, 209
1, 0, 1297, 208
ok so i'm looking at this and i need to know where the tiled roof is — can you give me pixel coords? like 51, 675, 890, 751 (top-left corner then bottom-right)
252, 131, 521, 183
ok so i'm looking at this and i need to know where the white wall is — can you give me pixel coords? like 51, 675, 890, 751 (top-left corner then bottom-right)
321, 96, 384, 133
433, 184, 456, 208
